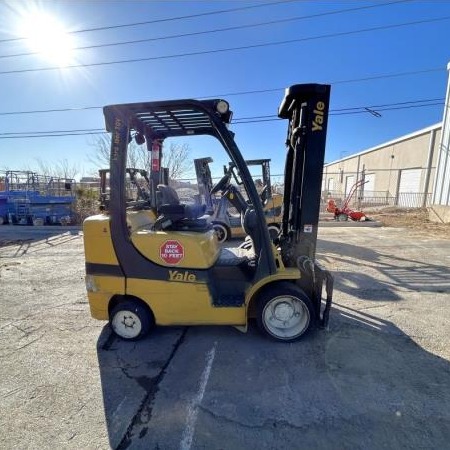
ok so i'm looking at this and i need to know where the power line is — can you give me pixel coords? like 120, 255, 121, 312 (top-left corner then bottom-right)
0, 67, 445, 117
234, 101, 444, 123
0, 0, 410, 59
0, 128, 104, 136
0, 106, 101, 117
0, 0, 298, 44
232, 98, 445, 121
0, 98, 444, 139
1, 15, 448, 76
0, 131, 106, 139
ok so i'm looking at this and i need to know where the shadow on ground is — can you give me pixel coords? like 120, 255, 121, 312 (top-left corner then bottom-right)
97, 308, 450, 449
318, 238, 450, 295
0, 227, 80, 255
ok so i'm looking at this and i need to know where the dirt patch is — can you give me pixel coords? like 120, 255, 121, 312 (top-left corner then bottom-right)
367, 207, 450, 239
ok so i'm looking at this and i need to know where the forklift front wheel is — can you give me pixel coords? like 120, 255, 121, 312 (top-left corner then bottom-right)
212, 223, 230, 243
256, 284, 315, 342
110, 300, 154, 340
337, 213, 348, 222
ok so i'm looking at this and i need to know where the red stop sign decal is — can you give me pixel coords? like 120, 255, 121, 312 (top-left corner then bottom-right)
160, 240, 184, 265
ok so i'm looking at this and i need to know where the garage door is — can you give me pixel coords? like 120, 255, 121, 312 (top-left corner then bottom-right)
399, 169, 421, 193
363, 173, 375, 197
398, 168, 422, 207
345, 175, 355, 196
327, 178, 335, 192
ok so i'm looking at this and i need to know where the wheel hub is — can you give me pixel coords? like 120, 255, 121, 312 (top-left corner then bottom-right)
122, 315, 136, 328
274, 302, 294, 322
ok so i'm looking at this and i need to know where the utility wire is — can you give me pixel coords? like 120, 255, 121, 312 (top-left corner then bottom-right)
0, 99, 444, 139
0, 15, 447, 76
0, 0, 410, 59
210, 67, 444, 98
233, 98, 445, 120
0, 128, 104, 136
0, 68, 445, 117
0, 0, 299, 44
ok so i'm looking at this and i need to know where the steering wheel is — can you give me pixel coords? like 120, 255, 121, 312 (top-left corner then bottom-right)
210, 172, 231, 195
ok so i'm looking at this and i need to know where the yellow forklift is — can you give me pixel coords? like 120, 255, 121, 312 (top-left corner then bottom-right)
83, 83, 333, 342
194, 157, 283, 242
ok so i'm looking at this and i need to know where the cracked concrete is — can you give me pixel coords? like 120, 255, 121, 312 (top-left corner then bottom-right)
1, 225, 449, 449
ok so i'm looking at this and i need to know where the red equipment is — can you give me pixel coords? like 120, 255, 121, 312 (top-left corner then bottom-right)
326, 179, 369, 221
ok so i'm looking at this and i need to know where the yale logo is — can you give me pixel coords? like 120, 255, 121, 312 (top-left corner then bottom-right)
312, 101, 326, 132
169, 270, 197, 282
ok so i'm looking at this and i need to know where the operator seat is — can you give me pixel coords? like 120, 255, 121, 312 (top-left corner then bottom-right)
157, 184, 180, 206
154, 184, 210, 232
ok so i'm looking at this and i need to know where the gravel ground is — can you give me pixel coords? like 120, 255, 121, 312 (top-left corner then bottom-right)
0, 225, 449, 450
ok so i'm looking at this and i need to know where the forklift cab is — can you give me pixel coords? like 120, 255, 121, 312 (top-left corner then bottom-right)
83, 84, 333, 342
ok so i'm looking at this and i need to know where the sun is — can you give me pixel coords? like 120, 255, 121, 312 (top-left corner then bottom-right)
20, 11, 74, 67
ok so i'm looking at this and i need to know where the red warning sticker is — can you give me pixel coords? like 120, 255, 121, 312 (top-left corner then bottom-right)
160, 240, 184, 265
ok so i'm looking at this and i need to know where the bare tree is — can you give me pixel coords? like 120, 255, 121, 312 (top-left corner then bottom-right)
163, 143, 191, 180
33, 158, 79, 179
88, 135, 191, 180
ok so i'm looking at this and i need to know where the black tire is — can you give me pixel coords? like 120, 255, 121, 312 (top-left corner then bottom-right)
212, 222, 230, 243
256, 283, 315, 342
337, 213, 348, 222
109, 299, 154, 341
267, 224, 280, 240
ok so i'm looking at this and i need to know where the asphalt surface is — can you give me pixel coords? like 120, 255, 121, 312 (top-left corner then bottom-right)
0, 225, 449, 450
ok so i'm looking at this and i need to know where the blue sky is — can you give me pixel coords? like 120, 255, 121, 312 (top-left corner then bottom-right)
1, 0, 449, 180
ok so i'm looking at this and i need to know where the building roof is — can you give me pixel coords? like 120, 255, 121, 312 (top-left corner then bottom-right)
325, 122, 442, 167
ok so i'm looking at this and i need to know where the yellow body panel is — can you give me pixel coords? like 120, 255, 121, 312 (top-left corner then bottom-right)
131, 228, 220, 269
127, 278, 245, 325
83, 212, 300, 329
126, 209, 157, 231
87, 276, 125, 320
83, 215, 119, 265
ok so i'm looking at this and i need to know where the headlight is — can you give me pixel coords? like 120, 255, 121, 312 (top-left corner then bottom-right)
216, 100, 229, 114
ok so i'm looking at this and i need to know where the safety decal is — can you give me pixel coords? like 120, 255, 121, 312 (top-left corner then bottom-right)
160, 240, 184, 265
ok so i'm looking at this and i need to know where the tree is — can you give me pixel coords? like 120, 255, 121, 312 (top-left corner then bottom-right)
88, 135, 191, 180
32, 158, 80, 180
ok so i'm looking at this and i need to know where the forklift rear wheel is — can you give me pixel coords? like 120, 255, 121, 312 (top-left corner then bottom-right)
267, 224, 280, 240
110, 300, 154, 340
212, 223, 229, 243
337, 213, 348, 222
256, 284, 314, 342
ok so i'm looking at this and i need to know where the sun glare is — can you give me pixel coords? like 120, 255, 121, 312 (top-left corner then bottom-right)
20, 12, 74, 67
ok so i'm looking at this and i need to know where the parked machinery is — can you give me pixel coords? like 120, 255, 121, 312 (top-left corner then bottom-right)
0, 171, 75, 225
326, 179, 370, 221
83, 83, 333, 342
194, 157, 283, 242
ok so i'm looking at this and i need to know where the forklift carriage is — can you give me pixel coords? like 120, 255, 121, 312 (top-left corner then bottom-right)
83, 83, 333, 342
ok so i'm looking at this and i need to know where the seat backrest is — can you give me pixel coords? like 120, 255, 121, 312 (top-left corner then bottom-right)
157, 184, 180, 206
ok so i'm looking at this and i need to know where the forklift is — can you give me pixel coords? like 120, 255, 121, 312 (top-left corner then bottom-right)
194, 157, 283, 242
83, 83, 333, 342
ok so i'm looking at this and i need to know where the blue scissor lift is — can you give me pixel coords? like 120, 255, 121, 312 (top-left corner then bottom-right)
0, 171, 76, 225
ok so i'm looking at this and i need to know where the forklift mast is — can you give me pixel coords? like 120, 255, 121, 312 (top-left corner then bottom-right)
194, 157, 274, 209
241, 159, 272, 200
278, 84, 331, 266
194, 157, 215, 213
